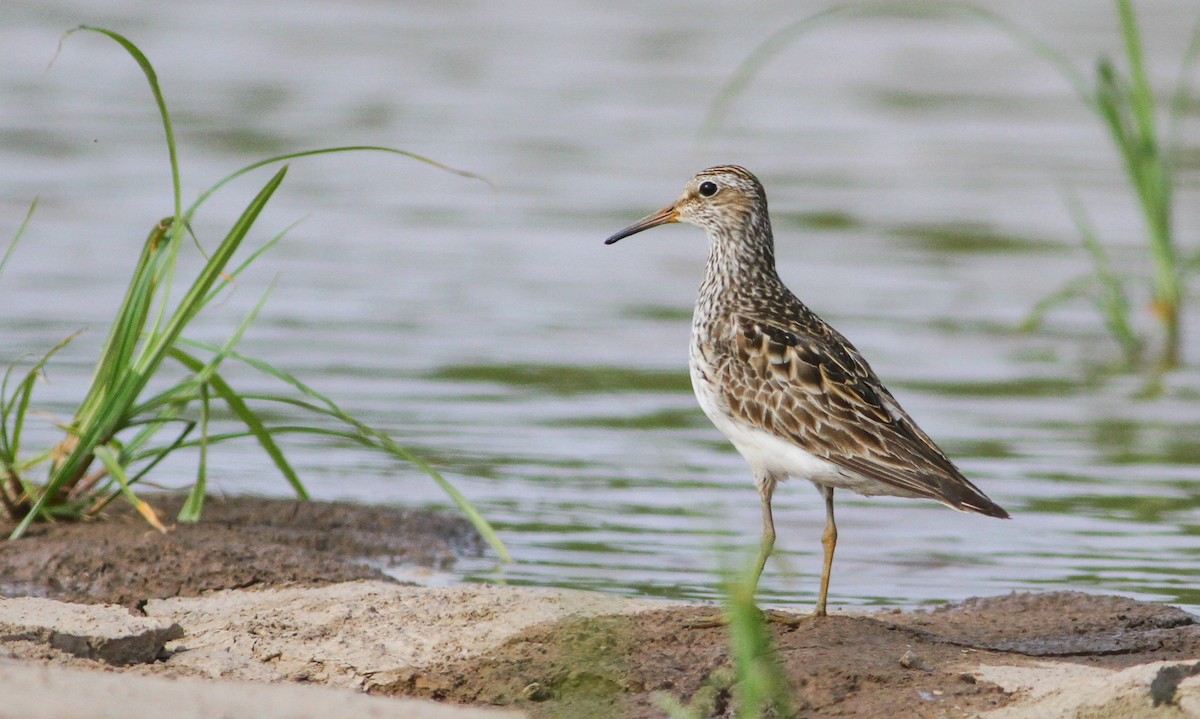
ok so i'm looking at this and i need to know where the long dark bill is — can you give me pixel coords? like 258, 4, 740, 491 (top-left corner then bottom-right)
604, 205, 678, 245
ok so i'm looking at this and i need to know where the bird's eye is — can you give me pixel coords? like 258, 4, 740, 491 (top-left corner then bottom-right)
698, 181, 718, 197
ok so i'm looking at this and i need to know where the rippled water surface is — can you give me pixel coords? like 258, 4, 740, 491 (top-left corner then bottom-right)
2, 0, 1199, 610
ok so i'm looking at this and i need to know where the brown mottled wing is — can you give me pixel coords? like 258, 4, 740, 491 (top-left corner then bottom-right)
712, 312, 1007, 518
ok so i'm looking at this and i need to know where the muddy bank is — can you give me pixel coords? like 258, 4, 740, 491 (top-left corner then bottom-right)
1, 496, 1198, 719
384, 589, 1200, 718
0, 494, 483, 606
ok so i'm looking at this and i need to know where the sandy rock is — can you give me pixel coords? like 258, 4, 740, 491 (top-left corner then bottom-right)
0, 661, 523, 719
0, 596, 182, 665
145, 580, 669, 689
975, 659, 1200, 718
1180, 673, 1200, 714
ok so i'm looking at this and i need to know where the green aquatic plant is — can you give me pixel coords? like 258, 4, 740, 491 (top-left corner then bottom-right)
0, 27, 510, 562
703, 0, 1200, 371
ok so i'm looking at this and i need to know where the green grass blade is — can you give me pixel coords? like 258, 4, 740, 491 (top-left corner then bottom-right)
1116, 0, 1156, 145
8, 336, 75, 461
73, 176, 275, 439
120, 384, 193, 455
204, 222, 297, 305
723, 566, 795, 719
1, 365, 42, 467
169, 348, 308, 500
213, 378, 308, 500
11, 29, 502, 539
1106, 1, 1180, 364
166, 279, 276, 406
1020, 274, 1093, 332
255, 375, 510, 562
0, 199, 37, 280
187, 146, 491, 220
170, 284, 277, 522
0, 331, 82, 478
1185, 245, 1200, 272
175, 339, 511, 562
66, 27, 181, 219
178, 384, 210, 523
1063, 190, 1142, 363
77, 219, 174, 428
122, 418, 195, 486
354, 426, 511, 562
704, 6, 843, 143
10, 169, 289, 540
1095, 60, 1138, 174
81, 416, 198, 519
245, 393, 513, 563
1164, 13, 1200, 177
93, 445, 168, 532
133, 168, 287, 378
0, 365, 18, 465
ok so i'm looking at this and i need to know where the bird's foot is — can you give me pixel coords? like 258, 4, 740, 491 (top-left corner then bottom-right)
762, 608, 811, 626
682, 607, 817, 629
681, 609, 726, 629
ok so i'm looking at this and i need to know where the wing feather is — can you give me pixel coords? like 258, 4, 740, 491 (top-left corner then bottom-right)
708, 312, 1006, 517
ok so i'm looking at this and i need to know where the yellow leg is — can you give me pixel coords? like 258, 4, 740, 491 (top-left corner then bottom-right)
752, 475, 776, 591
814, 485, 837, 617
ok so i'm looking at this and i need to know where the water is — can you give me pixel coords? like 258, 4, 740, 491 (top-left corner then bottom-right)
2, 0, 1199, 611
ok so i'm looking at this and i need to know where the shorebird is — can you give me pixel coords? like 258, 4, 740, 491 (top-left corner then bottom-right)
604, 165, 1009, 616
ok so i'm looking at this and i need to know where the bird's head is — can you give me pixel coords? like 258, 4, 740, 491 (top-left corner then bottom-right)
604, 165, 766, 245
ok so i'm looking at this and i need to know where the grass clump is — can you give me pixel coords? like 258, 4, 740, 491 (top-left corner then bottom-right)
0, 26, 509, 562
1028, 0, 1199, 371
703, 0, 1200, 371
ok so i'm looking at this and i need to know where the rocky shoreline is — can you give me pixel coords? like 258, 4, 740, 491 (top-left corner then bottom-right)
1, 496, 1197, 718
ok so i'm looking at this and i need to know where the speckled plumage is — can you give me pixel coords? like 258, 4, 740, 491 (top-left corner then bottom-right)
605, 165, 1008, 616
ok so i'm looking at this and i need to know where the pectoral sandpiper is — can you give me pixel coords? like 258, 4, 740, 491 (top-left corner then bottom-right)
605, 165, 1009, 616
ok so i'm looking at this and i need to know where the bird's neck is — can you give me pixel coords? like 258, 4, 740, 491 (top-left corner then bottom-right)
698, 209, 783, 309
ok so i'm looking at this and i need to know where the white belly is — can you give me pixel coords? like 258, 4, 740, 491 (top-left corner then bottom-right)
688, 346, 898, 496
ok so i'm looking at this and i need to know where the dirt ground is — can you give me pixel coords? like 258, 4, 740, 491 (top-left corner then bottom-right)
0, 494, 483, 606
389, 593, 1200, 718
2, 495, 1199, 719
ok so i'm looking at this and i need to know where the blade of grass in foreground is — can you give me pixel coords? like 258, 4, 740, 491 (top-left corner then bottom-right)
723, 569, 795, 719
657, 561, 795, 719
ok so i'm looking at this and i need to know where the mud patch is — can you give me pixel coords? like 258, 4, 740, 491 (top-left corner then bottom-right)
0, 494, 482, 607
890, 592, 1199, 665
385, 609, 1005, 718
383, 594, 1200, 719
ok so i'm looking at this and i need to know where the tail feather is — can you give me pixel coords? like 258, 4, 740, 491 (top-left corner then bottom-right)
941, 475, 1009, 519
